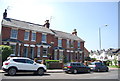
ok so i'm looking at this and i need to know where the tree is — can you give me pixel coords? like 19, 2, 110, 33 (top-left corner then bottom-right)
0, 45, 13, 62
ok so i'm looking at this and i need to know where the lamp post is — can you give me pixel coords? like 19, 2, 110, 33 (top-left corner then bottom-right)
99, 24, 108, 51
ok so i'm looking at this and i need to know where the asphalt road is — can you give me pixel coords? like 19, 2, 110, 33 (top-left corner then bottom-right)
1, 69, 119, 79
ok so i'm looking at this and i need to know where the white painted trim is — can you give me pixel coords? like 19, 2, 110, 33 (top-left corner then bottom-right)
37, 45, 41, 47
42, 45, 49, 48
41, 41, 47, 43
25, 30, 30, 32
58, 38, 62, 40
42, 33, 47, 35
12, 28, 18, 30
3, 42, 7, 44
55, 50, 58, 51
75, 51, 78, 53
9, 42, 17, 45
43, 55, 47, 57
67, 50, 70, 52
79, 51, 83, 53
59, 50, 64, 51
32, 31, 36, 33
24, 44, 29, 47
71, 50, 74, 52
37, 55, 40, 57
30, 45, 35, 47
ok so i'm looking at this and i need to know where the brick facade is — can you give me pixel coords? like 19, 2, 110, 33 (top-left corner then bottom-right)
1, 18, 86, 63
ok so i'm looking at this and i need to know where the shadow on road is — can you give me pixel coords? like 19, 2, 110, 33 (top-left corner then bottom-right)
4, 73, 50, 76
66, 72, 92, 75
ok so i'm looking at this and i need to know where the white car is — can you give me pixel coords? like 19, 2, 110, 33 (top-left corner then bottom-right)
2, 57, 47, 76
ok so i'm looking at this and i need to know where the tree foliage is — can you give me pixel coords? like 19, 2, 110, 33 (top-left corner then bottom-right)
0, 45, 13, 62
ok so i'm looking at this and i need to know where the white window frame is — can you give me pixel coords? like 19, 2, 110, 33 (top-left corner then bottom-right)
42, 33, 47, 43
31, 31, 36, 41
42, 48, 48, 57
18, 44, 21, 56
10, 28, 18, 39
24, 30, 29, 40
67, 39, 70, 48
70, 40, 74, 48
78, 41, 80, 48
58, 38, 62, 47
30, 47, 34, 59
23, 46, 28, 57
37, 47, 41, 57
54, 50, 57, 60
59, 50, 63, 60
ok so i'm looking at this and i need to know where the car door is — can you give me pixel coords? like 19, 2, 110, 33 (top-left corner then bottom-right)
101, 63, 107, 71
24, 59, 38, 71
80, 63, 87, 72
76, 63, 85, 72
13, 59, 26, 70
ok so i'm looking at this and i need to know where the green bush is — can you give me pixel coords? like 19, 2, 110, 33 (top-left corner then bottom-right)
45, 60, 60, 63
91, 58, 96, 61
113, 59, 118, 66
0, 45, 13, 62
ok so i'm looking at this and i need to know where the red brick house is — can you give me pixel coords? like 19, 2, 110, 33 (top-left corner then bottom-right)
1, 10, 85, 63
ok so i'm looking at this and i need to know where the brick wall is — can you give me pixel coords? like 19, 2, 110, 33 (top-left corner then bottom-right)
18, 29, 25, 41
2, 26, 11, 39
62, 39, 66, 48
36, 32, 42, 43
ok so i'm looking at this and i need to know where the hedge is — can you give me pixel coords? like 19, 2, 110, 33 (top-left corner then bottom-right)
0, 45, 13, 62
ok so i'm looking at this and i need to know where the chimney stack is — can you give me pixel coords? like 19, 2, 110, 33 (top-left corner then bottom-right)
72, 29, 77, 35
43, 20, 50, 28
3, 9, 7, 19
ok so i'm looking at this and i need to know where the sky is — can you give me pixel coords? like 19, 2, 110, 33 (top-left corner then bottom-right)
0, 0, 119, 51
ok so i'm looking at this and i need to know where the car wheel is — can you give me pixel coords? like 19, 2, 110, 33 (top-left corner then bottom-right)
106, 69, 109, 72
87, 69, 91, 73
73, 69, 77, 74
65, 71, 69, 73
37, 69, 44, 76
8, 68, 17, 76
97, 69, 100, 72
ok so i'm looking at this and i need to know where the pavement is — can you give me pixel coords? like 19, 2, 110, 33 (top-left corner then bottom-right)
0, 67, 119, 73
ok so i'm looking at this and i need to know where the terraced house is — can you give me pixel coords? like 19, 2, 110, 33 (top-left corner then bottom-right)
1, 10, 86, 63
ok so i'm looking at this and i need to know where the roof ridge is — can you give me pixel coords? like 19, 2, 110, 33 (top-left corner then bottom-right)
52, 29, 72, 35
52, 29, 82, 38
4, 18, 43, 26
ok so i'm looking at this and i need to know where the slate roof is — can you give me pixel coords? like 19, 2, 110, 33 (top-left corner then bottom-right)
2, 18, 84, 42
2, 18, 54, 34
51, 30, 84, 42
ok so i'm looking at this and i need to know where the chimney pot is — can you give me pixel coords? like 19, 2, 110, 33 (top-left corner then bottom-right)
72, 29, 77, 35
43, 20, 50, 28
3, 9, 7, 19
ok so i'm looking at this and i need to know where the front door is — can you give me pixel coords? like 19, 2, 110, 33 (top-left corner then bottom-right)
23, 46, 28, 57
30, 47, 34, 59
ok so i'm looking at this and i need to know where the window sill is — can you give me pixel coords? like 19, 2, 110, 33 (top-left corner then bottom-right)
24, 39, 29, 41
41, 41, 47, 43
43, 56, 47, 57
10, 37, 17, 39
31, 40, 36, 42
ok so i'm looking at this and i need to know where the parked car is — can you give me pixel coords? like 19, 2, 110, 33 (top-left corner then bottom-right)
2, 57, 47, 76
88, 62, 109, 72
63, 62, 91, 74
